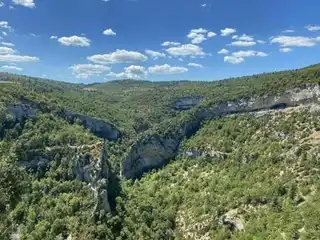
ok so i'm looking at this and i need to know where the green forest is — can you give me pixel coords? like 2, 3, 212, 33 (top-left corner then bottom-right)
0, 64, 320, 239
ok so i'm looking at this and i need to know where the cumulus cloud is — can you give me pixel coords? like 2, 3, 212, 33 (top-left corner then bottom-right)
109, 65, 147, 79
0, 54, 39, 62
257, 40, 266, 44
224, 50, 268, 64
161, 41, 181, 47
103, 29, 116, 36
0, 46, 16, 54
2, 31, 7, 36
270, 35, 320, 47
221, 28, 236, 36
305, 25, 320, 32
207, 31, 217, 38
0, 21, 12, 31
232, 34, 254, 41
187, 28, 215, 44
12, 0, 35, 8
148, 64, 188, 75
166, 44, 206, 57
218, 48, 229, 55
201, 4, 206, 7
145, 49, 166, 59
106, 66, 147, 79
188, 62, 203, 68
58, 36, 91, 47
187, 28, 208, 44
0, 2, 4, 7
50, 36, 58, 39
1, 42, 14, 47
230, 41, 256, 47
1, 65, 22, 71
279, 48, 292, 53
232, 50, 268, 58
88, 49, 148, 64
224, 56, 244, 64
70, 64, 111, 79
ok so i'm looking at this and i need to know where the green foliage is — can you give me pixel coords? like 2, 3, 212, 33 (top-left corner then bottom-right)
1, 64, 320, 239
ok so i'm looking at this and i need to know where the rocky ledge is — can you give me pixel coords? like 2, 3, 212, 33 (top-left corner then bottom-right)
122, 84, 320, 179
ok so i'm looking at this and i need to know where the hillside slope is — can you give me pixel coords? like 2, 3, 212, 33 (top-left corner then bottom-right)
0, 64, 320, 239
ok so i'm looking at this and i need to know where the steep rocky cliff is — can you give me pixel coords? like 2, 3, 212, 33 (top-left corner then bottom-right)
3, 100, 121, 141
122, 84, 320, 179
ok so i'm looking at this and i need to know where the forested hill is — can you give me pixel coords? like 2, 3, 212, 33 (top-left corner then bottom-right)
0, 64, 320, 239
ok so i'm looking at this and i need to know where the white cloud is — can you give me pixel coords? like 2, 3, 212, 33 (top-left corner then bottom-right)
1, 65, 22, 71
207, 31, 217, 38
103, 29, 116, 36
2, 31, 7, 36
279, 48, 292, 53
224, 50, 268, 64
201, 4, 206, 7
161, 41, 180, 47
0, 2, 4, 7
305, 25, 320, 32
12, 0, 35, 8
102, 0, 110, 2
218, 48, 229, 55
88, 49, 148, 64
256, 52, 268, 57
224, 56, 244, 64
0, 47, 16, 54
187, 28, 214, 44
148, 64, 188, 75
257, 40, 265, 44
270, 35, 320, 47
187, 29, 207, 44
233, 34, 254, 41
0, 21, 12, 30
230, 40, 256, 47
106, 65, 147, 79
145, 49, 166, 59
190, 28, 208, 34
221, 28, 236, 36
58, 36, 91, 47
178, 58, 183, 62
50, 36, 58, 39
115, 65, 147, 79
0, 54, 39, 62
188, 62, 203, 68
166, 44, 206, 57
70, 64, 111, 79
232, 50, 268, 58
1, 42, 14, 47
283, 29, 295, 33
190, 34, 207, 44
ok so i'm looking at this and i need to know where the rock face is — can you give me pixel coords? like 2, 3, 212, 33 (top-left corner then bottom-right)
3, 100, 121, 141
173, 96, 205, 110
72, 144, 111, 216
122, 84, 320, 179
58, 110, 121, 141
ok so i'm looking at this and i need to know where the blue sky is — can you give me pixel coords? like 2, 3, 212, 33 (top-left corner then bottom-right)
0, 0, 319, 83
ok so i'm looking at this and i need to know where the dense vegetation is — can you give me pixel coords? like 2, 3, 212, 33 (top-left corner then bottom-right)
0, 64, 320, 239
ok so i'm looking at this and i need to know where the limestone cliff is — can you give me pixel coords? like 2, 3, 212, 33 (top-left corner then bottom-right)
122, 84, 320, 179
3, 100, 121, 141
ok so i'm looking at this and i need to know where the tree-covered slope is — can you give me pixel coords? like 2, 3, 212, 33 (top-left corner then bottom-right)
120, 107, 320, 239
0, 63, 320, 239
